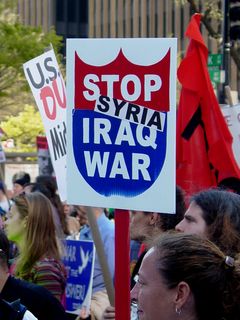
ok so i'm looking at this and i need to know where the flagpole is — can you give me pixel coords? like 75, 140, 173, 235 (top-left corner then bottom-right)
115, 209, 130, 320
220, 0, 231, 103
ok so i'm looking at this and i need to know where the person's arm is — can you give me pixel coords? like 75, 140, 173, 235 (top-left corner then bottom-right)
102, 306, 115, 320
105, 232, 115, 281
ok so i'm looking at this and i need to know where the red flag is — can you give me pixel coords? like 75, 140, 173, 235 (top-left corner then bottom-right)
176, 13, 240, 197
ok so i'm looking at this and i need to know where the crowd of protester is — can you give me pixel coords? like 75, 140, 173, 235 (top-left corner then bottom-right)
1, 171, 240, 319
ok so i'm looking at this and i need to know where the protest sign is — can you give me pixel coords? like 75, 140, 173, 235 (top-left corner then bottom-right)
0, 142, 6, 163
23, 49, 66, 201
222, 104, 240, 167
67, 38, 177, 213
36, 136, 54, 176
63, 239, 95, 315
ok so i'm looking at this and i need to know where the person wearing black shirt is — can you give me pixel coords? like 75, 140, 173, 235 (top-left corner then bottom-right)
0, 230, 67, 320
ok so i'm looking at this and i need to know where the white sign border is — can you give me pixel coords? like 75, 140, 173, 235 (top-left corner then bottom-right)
67, 38, 177, 213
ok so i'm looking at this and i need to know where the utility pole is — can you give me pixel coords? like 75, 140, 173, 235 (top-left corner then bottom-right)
220, 0, 231, 103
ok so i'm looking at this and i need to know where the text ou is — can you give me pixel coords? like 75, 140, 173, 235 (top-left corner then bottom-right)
40, 76, 66, 120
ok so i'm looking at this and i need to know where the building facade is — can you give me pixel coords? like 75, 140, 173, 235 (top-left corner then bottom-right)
17, 0, 239, 100
17, 0, 88, 54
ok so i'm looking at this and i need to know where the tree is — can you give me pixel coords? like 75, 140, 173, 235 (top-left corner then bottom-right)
180, 0, 240, 71
1, 104, 45, 153
0, 1, 63, 120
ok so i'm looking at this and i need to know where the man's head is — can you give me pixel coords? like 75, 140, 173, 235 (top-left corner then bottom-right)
130, 186, 186, 243
175, 188, 240, 256
12, 172, 30, 197
38, 149, 53, 176
130, 211, 160, 242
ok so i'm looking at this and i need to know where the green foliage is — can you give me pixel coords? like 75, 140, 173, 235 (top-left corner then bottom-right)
204, 1, 222, 21
0, 1, 63, 120
0, 23, 61, 69
0, 20, 63, 93
1, 105, 45, 152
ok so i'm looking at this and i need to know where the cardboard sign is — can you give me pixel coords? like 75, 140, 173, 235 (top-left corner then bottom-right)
67, 39, 177, 213
222, 104, 240, 167
0, 142, 6, 163
23, 49, 66, 201
36, 136, 54, 176
63, 239, 95, 314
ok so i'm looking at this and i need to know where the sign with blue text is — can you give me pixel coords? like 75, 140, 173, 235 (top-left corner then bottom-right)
67, 39, 177, 213
63, 239, 95, 315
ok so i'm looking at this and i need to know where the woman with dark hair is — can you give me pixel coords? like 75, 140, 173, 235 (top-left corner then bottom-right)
35, 176, 69, 237
175, 188, 240, 256
131, 233, 240, 320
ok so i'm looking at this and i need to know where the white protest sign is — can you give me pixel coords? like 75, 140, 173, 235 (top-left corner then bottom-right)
0, 142, 6, 163
222, 104, 240, 167
67, 39, 177, 213
23, 49, 66, 201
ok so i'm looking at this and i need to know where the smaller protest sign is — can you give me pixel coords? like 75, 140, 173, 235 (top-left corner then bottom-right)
0, 142, 6, 163
23, 48, 66, 201
63, 239, 95, 315
222, 104, 240, 167
36, 136, 54, 176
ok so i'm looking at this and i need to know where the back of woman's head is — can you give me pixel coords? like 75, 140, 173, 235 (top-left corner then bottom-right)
14, 192, 60, 277
35, 176, 69, 235
35, 175, 57, 195
191, 189, 240, 256
24, 192, 56, 242
154, 232, 240, 320
158, 185, 186, 231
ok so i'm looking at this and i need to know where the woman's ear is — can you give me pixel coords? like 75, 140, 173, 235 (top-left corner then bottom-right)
23, 216, 28, 228
149, 212, 160, 226
174, 281, 191, 312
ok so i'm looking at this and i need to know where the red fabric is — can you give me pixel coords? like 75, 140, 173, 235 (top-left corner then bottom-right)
176, 13, 240, 197
138, 243, 146, 257
115, 209, 130, 320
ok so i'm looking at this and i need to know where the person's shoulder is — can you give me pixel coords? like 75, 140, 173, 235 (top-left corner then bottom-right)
7, 275, 52, 297
34, 257, 66, 274
34, 257, 61, 268
2, 277, 67, 319
3, 276, 54, 304
79, 224, 91, 240
99, 213, 115, 229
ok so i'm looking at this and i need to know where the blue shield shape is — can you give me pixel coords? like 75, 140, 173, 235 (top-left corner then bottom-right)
73, 110, 167, 197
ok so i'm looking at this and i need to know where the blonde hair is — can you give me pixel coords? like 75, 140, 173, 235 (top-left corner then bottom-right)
14, 192, 61, 278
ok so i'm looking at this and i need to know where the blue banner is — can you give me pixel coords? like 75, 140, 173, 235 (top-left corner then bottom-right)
63, 239, 95, 314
